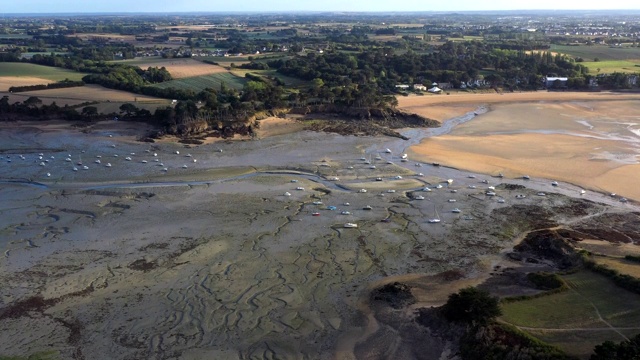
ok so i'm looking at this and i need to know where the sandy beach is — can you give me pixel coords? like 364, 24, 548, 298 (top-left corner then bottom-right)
403, 92, 640, 201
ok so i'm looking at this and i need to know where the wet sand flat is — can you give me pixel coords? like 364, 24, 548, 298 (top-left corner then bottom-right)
2, 114, 640, 359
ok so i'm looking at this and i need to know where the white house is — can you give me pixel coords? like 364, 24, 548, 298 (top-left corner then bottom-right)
413, 84, 427, 91
395, 84, 410, 89
544, 76, 568, 88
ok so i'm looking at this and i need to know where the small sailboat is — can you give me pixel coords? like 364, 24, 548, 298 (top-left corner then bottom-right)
428, 206, 441, 223
344, 223, 358, 228
451, 208, 461, 213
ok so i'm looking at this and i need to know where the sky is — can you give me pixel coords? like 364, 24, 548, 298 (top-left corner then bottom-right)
3, 0, 640, 14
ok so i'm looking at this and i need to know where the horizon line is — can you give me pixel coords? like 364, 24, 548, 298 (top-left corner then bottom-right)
3, 9, 640, 15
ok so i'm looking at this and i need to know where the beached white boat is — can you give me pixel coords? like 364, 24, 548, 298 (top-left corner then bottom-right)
423, 187, 432, 192
486, 192, 496, 196
363, 205, 372, 210
387, 189, 396, 193
358, 189, 367, 193
401, 154, 408, 159
296, 187, 305, 191
580, 189, 586, 195
344, 223, 358, 228
523, 175, 530, 180
551, 181, 558, 186
312, 201, 323, 205
415, 195, 425, 200
341, 211, 351, 215
105, 163, 111, 167
451, 208, 461, 213
428, 206, 441, 223
385, 149, 392, 153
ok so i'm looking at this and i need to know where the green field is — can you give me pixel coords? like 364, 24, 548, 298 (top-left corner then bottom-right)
152, 73, 247, 91
0, 63, 86, 81
551, 44, 640, 61
581, 60, 640, 74
501, 270, 640, 358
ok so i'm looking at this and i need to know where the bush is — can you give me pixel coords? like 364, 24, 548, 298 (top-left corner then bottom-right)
442, 287, 502, 325
528, 272, 567, 290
